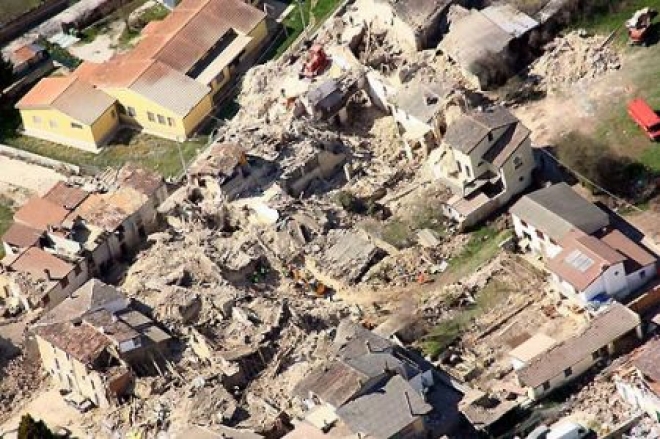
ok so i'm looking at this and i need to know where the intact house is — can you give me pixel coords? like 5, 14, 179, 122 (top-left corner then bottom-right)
32, 279, 171, 408
288, 320, 465, 439
510, 183, 658, 306
0, 164, 167, 310
427, 106, 535, 230
16, 0, 268, 151
516, 302, 642, 400
188, 142, 276, 200
615, 337, 660, 422
360, 0, 454, 50
438, 4, 538, 89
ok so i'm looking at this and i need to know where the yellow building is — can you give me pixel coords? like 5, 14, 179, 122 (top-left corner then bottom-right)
16, 76, 119, 152
16, 0, 268, 150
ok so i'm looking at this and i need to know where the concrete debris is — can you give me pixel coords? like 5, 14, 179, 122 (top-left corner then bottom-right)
530, 31, 621, 92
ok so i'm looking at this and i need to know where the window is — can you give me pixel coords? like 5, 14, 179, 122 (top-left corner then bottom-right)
49, 120, 58, 128
456, 161, 462, 172
32, 115, 42, 124
127, 106, 136, 117
71, 122, 83, 129
520, 219, 527, 228
564, 367, 572, 377
60, 276, 69, 288
487, 132, 493, 141
167, 117, 175, 127
592, 351, 600, 360
147, 112, 156, 122
465, 166, 471, 178
542, 381, 550, 391
119, 105, 126, 114
519, 176, 524, 182
157, 114, 166, 125
513, 156, 523, 170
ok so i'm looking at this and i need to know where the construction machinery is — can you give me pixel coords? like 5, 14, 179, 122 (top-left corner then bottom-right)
301, 44, 330, 78
626, 7, 657, 46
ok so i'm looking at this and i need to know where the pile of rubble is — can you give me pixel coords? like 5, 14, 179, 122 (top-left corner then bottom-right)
561, 370, 632, 435
530, 31, 621, 91
0, 355, 44, 422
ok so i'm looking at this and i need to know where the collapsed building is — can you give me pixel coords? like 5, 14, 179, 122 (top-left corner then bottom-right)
288, 320, 467, 438
0, 164, 167, 310
32, 279, 171, 408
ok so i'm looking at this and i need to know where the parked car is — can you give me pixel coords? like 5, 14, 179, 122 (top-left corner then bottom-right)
628, 98, 660, 140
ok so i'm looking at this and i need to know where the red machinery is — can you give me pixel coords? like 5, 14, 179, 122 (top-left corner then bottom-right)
301, 44, 330, 78
628, 98, 660, 141
626, 8, 657, 45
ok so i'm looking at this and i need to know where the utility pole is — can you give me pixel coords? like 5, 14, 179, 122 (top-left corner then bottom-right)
297, 0, 307, 35
176, 137, 189, 183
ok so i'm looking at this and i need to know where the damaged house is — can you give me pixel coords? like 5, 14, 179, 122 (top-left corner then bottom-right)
288, 320, 464, 438
0, 164, 167, 310
32, 279, 172, 408
390, 79, 451, 160
516, 303, 641, 400
428, 107, 535, 230
510, 183, 658, 306
438, 4, 538, 89
278, 140, 348, 198
188, 142, 276, 200
361, 0, 454, 50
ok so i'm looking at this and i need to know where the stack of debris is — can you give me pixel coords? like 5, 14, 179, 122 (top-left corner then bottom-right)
530, 31, 621, 91
0, 355, 43, 422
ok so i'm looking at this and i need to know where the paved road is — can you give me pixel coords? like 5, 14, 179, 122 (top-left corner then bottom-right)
0, 156, 65, 195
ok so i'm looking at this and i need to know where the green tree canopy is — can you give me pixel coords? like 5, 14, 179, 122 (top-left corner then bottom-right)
17, 414, 58, 439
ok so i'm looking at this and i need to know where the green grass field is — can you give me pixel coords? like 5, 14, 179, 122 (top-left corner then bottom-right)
6, 128, 206, 178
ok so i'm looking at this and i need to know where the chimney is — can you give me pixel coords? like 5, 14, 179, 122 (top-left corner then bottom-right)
44, 268, 53, 281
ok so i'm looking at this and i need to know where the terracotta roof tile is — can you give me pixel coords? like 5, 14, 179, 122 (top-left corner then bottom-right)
547, 230, 626, 291
14, 196, 69, 231
43, 182, 90, 211
4, 246, 74, 281
600, 229, 657, 271
1, 223, 43, 249
35, 321, 111, 364
16, 76, 116, 125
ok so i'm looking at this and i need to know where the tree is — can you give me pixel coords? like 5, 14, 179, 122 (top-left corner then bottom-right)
0, 53, 13, 91
17, 414, 57, 439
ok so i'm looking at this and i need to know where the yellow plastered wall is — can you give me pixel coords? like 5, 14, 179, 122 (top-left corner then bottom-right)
245, 20, 268, 54
36, 335, 111, 407
182, 93, 213, 136
107, 88, 211, 139
19, 105, 119, 152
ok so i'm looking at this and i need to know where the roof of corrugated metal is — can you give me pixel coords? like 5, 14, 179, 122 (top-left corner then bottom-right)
16, 76, 116, 125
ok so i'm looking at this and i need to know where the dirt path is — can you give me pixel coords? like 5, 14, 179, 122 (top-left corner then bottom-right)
0, 156, 65, 195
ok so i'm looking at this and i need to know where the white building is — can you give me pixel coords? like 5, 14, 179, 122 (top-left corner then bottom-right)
510, 183, 657, 306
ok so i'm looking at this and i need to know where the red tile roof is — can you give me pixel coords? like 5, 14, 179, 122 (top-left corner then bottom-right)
42, 181, 90, 211
4, 246, 74, 282
547, 229, 626, 291
14, 196, 69, 231
1, 223, 43, 249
